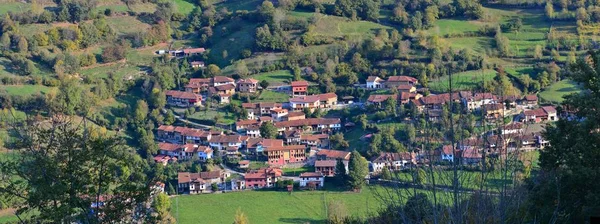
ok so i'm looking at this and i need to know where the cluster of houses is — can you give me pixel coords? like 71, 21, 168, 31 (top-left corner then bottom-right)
164, 72, 564, 194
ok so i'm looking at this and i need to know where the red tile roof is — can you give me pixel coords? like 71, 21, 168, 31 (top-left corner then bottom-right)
316, 149, 350, 160
183, 48, 206, 54
367, 94, 397, 103
264, 145, 306, 152
165, 90, 201, 100
367, 76, 383, 82
289, 95, 320, 103
299, 172, 323, 178
318, 93, 337, 101
274, 118, 341, 128
213, 76, 235, 83
237, 78, 258, 84
291, 81, 309, 87
387, 76, 417, 83
525, 94, 538, 101
371, 152, 414, 163
159, 142, 181, 151
215, 84, 236, 91
315, 160, 337, 167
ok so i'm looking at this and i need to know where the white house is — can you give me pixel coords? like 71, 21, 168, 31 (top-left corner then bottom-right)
370, 152, 415, 173
441, 145, 455, 162
299, 172, 325, 188
462, 93, 497, 111
366, 76, 385, 89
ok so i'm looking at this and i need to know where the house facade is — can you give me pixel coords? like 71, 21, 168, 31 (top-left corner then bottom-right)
265, 145, 306, 166
299, 172, 325, 188
291, 81, 309, 97
244, 168, 282, 189
370, 152, 416, 173
165, 90, 202, 107
237, 78, 259, 93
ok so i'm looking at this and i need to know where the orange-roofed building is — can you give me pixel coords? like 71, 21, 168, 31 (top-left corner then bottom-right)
265, 145, 307, 166
244, 167, 282, 189
291, 81, 309, 97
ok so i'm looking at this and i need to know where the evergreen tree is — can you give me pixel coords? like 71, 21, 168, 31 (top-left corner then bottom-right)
347, 150, 368, 191
259, 122, 277, 139
335, 159, 347, 184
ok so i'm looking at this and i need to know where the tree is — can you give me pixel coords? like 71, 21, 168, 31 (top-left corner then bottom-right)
134, 100, 149, 124
495, 27, 510, 56
259, 80, 269, 89
258, 0, 276, 23
528, 51, 600, 223
406, 124, 416, 144
413, 168, 426, 186
533, 45, 543, 60
17, 36, 28, 53
381, 167, 392, 180
152, 193, 175, 223
403, 193, 433, 223
101, 44, 127, 63
0, 118, 154, 222
233, 207, 249, 224
330, 133, 349, 150
259, 122, 277, 139
545, 2, 554, 18
335, 159, 347, 183
347, 150, 368, 191
211, 183, 218, 192
206, 64, 221, 77
236, 60, 250, 77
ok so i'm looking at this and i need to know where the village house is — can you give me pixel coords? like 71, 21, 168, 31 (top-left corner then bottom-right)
483, 103, 505, 119
265, 145, 307, 166
412, 93, 460, 112
153, 155, 174, 166
440, 145, 456, 162
366, 76, 385, 89
230, 176, 246, 191
370, 152, 416, 173
177, 170, 230, 194
285, 111, 306, 121
299, 172, 325, 189
208, 135, 249, 150
210, 84, 236, 96
397, 84, 417, 93
235, 119, 261, 132
300, 134, 330, 148
183, 48, 206, 57
236, 78, 259, 93
165, 90, 202, 107
157, 142, 213, 161
462, 92, 497, 111
242, 102, 283, 120
246, 138, 284, 154
520, 106, 558, 123
274, 118, 341, 133
178, 172, 207, 194
289, 93, 337, 112
156, 125, 213, 144
185, 78, 211, 94
522, 94, 538, 108
225, 146, 241, 159
190, 61, 205, 68
246, 125, 261, 138
282, 130, 302, 145
314, 149, 350, 176
385, 76, 418, 88
500, 123, 523, 135
238, 160, 250, 169
244, 167, 283, 189
460, 148, 483, 165
367, 94, 397, 107
291, 80, 309, 97
271, 108, 288, 122
315, 160, 338, 177
289, 95, 319, 112
399, 92, 422, 104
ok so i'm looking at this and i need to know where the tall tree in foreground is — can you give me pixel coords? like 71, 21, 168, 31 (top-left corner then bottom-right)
0, 116, 154, 222
528, 50, 600, 223
347, 150, 368, 191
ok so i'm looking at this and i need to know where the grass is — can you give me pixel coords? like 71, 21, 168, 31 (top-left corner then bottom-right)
312, 15, 392, 40
105, 16, 151, 35
282, 166, 315, 176
0, 2, 29, 15
426, 19, 483, 36
185, 109, 237, 125
208, 20, 257, 67
172, 0, 196, 15
248, 161, 269, 170
429, 69, 497, 93
251, 70, 293, 86
215, 0, 262, 11
538, 79, 582, 103
171, 187, 385, 224
256, 90, 289, 103
446, 37, 493, 54
0, 85, 54, 96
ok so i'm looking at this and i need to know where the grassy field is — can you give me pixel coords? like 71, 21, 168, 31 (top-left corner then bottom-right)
171, 187, 386, 224
256, 90, 289, 103
539, 79, 582, 103
106, 16, 151, 35
173, 0, 196, 15
0, 85, 54, 96
0, 2, 29, 15
429, 69, 497, 92
252, 70, 293, 86
185, 108, 237, 125
282, 166, 315, 176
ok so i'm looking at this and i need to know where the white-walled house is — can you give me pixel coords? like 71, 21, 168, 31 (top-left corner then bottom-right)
299, 172, 325, 188
366, 76, 385, 89
440, 145, 455, 162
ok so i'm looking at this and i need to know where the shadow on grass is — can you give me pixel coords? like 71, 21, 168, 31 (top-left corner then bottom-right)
557, 87, 579, 92
279, 218, 326, 223
487, 178, 512, 188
